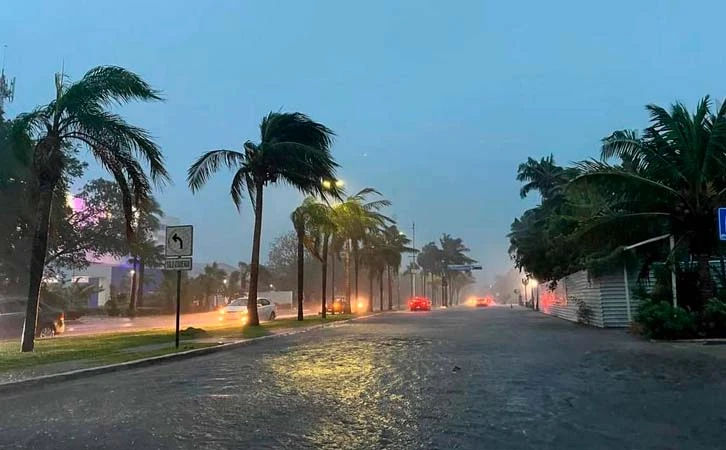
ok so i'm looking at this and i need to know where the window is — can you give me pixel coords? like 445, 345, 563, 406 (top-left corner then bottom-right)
258, 299, 270, 306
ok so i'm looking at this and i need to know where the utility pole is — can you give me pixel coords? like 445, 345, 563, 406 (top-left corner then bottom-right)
0, 45, 16, 116
411, 221, 416, 297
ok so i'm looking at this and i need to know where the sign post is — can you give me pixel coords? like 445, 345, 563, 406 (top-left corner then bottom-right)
164, 225, 194, 348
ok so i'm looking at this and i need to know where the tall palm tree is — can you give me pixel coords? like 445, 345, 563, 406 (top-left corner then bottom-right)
291, 197, 334, 320
380, 225, 415, 310
11, 66, 167, 351
188, 112, 338, 326
298, 200, 337, 319
439, 234, 476, 306
573, 96, 726, 303
333, 188, 391, 313
517, 154, 577, 201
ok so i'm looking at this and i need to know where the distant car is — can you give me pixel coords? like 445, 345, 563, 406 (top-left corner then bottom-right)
475, 297, 493, 307
408, 296, 431, 312
0, 297, 65, 339
219, 297, 277, 323
326, 297, 347, 314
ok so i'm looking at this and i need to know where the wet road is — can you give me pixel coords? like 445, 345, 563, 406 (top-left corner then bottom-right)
1, 307, 725, 449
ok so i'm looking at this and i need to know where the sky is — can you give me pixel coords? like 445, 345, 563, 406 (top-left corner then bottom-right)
4, 0, 726, 281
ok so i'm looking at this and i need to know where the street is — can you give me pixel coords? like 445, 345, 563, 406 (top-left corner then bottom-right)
1, 307, 725, 449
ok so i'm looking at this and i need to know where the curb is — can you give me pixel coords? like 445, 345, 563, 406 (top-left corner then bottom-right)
0, 313, 382, 395
651, 337, 726, 344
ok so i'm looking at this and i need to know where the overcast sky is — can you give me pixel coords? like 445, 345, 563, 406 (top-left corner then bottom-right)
4, 1, 726, 280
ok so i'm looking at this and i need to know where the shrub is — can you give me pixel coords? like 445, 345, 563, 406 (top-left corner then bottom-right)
700, 298, 726, 338
635, 300, 695, 340
572, 297, 592, 325
105, 294, 123, 317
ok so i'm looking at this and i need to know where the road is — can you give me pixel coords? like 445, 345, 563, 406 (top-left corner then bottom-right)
1, 307, 725, 449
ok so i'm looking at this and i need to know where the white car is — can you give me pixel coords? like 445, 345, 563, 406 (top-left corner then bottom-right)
219, 297, 277, 323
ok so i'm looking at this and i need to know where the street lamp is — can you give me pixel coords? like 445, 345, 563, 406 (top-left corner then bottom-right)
322, 178, 344, 190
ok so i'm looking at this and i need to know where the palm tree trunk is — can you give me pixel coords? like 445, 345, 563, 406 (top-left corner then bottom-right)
21, 184, 55, 352
296, 228, 305, 321
344, 241, 351, 314
379, 270, 384, 312
369, 269, 374, 312
387, 266, 393, 310
128, 256, 139, 313
321, 236, 329, 319
137, 258, 146, 308
350, 243, 359, 314
247, 182, 264, 326
697, 253, 715, 305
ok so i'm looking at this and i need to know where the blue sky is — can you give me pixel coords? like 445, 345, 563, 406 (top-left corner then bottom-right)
4, 1, 726, 279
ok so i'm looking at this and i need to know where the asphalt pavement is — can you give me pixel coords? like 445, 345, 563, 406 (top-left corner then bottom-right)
1, 307, 725, 449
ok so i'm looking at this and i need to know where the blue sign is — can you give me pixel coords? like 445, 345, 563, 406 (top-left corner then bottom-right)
719, 208, 726, 241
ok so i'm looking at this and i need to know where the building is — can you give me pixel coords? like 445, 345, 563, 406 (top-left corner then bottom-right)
537, 270, 635, 328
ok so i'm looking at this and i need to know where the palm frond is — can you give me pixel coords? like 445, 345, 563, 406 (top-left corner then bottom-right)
60, 66, 162, 110
187, 149, 246, 193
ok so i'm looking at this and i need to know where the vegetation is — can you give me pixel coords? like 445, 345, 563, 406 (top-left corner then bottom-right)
8, 66, 168, 351
187, 112, 339, 326
509, 96, 726, 337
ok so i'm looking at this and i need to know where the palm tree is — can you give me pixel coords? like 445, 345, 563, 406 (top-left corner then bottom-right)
573, 96, 726, 304
298, 200, 337, 318
439, 234, 476, 306
129, 196, 163, 312
187, 112, 338, 326
333, 188, 391, 313
291, 197, 334, 320
516, 155, 577, 201
11, 66, 167, 351
380, 225, 415, 310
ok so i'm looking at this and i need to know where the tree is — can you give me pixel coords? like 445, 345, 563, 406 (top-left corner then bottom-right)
301, 201, 337, 318
194, 263, 227, 310
379, 225, 414, 310
11, 66, 167, 351
439, 234, 476, 305
187, 112, 338, 326
292, 197, 333, 320
332, 188, 392, 313
573, 97, 726, 304
417, 242, 443, 299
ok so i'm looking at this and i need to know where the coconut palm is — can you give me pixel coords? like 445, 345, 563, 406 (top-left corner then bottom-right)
292, 197, 335, 320
517, 154, 578, 201
380, 225, 415, 310
333, 188, 391, 313
297, 200, 337, 318
187, 112, 337, 326
439, 234, 476, 306
11, 66, 167, 351
573, 97, 726, 304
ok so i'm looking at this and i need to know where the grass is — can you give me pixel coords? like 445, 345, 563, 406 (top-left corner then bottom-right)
0, 313, 357, 375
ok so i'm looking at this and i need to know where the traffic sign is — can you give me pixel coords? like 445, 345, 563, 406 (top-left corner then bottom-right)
164, 257, 193, 271
719, 208, 726, 241
165, 225, 193, 257
447, 264, 482, 271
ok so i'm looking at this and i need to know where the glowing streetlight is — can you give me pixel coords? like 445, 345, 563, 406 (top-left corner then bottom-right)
322, 179, 344, 190
129, 269, 135, 276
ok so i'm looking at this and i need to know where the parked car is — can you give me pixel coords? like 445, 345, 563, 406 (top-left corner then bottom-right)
0, 297, 65, 339
408, 296, 432, 312
219, 297, 277, 323
326, 296, 347, 314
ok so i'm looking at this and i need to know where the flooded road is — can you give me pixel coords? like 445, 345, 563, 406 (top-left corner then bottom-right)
1, 307, 725, 449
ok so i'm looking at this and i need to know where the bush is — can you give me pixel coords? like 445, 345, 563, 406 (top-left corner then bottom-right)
573, 297, 592, 325
700, 298, 726, 338
635, 300, 695, 340
105, 294, 123, 317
